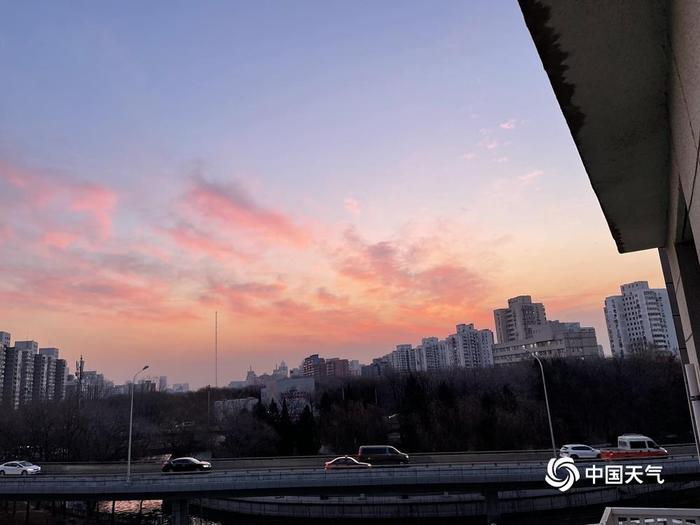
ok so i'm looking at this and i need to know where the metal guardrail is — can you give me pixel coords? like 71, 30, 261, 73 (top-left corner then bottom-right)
29, 442, 697, 466
599, 506, 700, 524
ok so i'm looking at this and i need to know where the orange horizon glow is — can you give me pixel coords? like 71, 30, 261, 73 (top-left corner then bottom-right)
0, 2, 666, 386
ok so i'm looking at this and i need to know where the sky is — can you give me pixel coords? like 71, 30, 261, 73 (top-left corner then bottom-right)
0, 1, 664, 387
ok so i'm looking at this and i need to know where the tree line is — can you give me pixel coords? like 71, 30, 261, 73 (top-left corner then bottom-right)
0, 356, 692, 462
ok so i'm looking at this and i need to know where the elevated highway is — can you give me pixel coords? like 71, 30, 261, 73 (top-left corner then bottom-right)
0, 456, 698, 501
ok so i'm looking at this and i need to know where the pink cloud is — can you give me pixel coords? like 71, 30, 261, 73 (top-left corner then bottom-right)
0, 257, 196, 323
499, 118, 518, 130
344, 197, 361, 215
0, 160, 118, 243
183, 175, 309, 246
518, 169, 544, 183
41, 231, 80, 249
477, 138, 499, 150
0, 224, 12, 245
462, 152, 477, 161
315, 287, 349, 307
201, 278, 287, 315
68, 183, 117, 240
164, 223, 251, 261
335, 229, 488, 308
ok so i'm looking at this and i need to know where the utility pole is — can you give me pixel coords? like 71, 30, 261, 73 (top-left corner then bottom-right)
215, 311, 218, 389
127, 365, 149, 483
207, 385, 211, 430
530, 352, 557, 457
76, 355, 84, 411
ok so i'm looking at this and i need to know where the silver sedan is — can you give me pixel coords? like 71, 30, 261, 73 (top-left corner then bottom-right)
0, 461, 42, 475
559, 444, 601, 460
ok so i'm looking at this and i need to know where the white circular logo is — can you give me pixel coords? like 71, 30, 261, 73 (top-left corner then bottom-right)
545, 457, 580, 492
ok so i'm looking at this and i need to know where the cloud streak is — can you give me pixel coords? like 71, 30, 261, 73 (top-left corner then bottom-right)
183, 174, 310, 246
518, 169, 544, 183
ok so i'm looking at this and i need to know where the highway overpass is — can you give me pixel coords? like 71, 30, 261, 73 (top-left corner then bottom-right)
2, 452, 698, 524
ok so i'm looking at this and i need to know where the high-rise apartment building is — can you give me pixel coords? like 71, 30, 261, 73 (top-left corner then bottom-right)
444, 324, 494, 368
349, 360, 362, 376
389, 344, 417, 373
0, 332, 8, 404
415, 337, 449, 372
492, 296, 600, 364
15, 342, 37, 406
325, 357, 350, 377
302, 354, 327, 379
2, 341, 38, 408
39, 347, 59, 359
15, 341, 38, 353
494, 296, 547, 343
604, 281, 679, 358
54, 359, 68, 400
2, 346, 22, 409
32, 353, 56, 401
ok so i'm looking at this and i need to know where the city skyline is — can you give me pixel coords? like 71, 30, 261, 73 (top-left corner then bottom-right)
0, 1, 664, 387
2, 284, 667, 389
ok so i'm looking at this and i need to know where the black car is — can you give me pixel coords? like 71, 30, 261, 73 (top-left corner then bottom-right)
357, 445, 409, 465
162, 457, 212, 473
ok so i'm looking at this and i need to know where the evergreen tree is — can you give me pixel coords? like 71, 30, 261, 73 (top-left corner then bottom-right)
296, 405, 320, 455
277, 399, 295, 455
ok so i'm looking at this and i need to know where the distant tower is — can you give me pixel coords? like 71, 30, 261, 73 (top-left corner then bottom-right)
76, 355, 84, 409
245, 366, 257, 386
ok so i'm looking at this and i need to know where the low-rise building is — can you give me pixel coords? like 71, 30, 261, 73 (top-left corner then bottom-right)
214, 397, 259, 421
261, 377, 315, 419
492, 321, 600, 365
272, 361, 289, 378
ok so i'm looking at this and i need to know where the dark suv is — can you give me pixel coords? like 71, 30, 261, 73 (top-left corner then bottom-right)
357, 445, 409, 465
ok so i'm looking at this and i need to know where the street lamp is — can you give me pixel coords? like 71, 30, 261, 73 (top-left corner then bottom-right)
127, 365, 149, 482
529, 352, 557, 457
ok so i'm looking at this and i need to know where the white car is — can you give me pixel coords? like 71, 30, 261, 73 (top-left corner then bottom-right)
0, 461, 42, 475
559, 444, 601, 460
324, 456, 372, 470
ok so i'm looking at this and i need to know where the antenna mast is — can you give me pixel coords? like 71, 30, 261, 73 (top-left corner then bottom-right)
215, 311, 218, 388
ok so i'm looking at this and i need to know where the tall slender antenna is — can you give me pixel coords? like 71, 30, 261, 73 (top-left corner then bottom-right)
215, 311, 218, 388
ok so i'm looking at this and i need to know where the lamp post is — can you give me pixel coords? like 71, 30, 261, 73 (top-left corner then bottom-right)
127, 365, 149, 482
530, 352, 557, 457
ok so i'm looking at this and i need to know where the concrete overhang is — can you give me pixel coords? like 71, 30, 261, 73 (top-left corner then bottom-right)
519, 0, 670, 253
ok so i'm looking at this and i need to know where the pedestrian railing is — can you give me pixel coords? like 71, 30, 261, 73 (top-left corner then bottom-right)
599, 506, 700, 524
